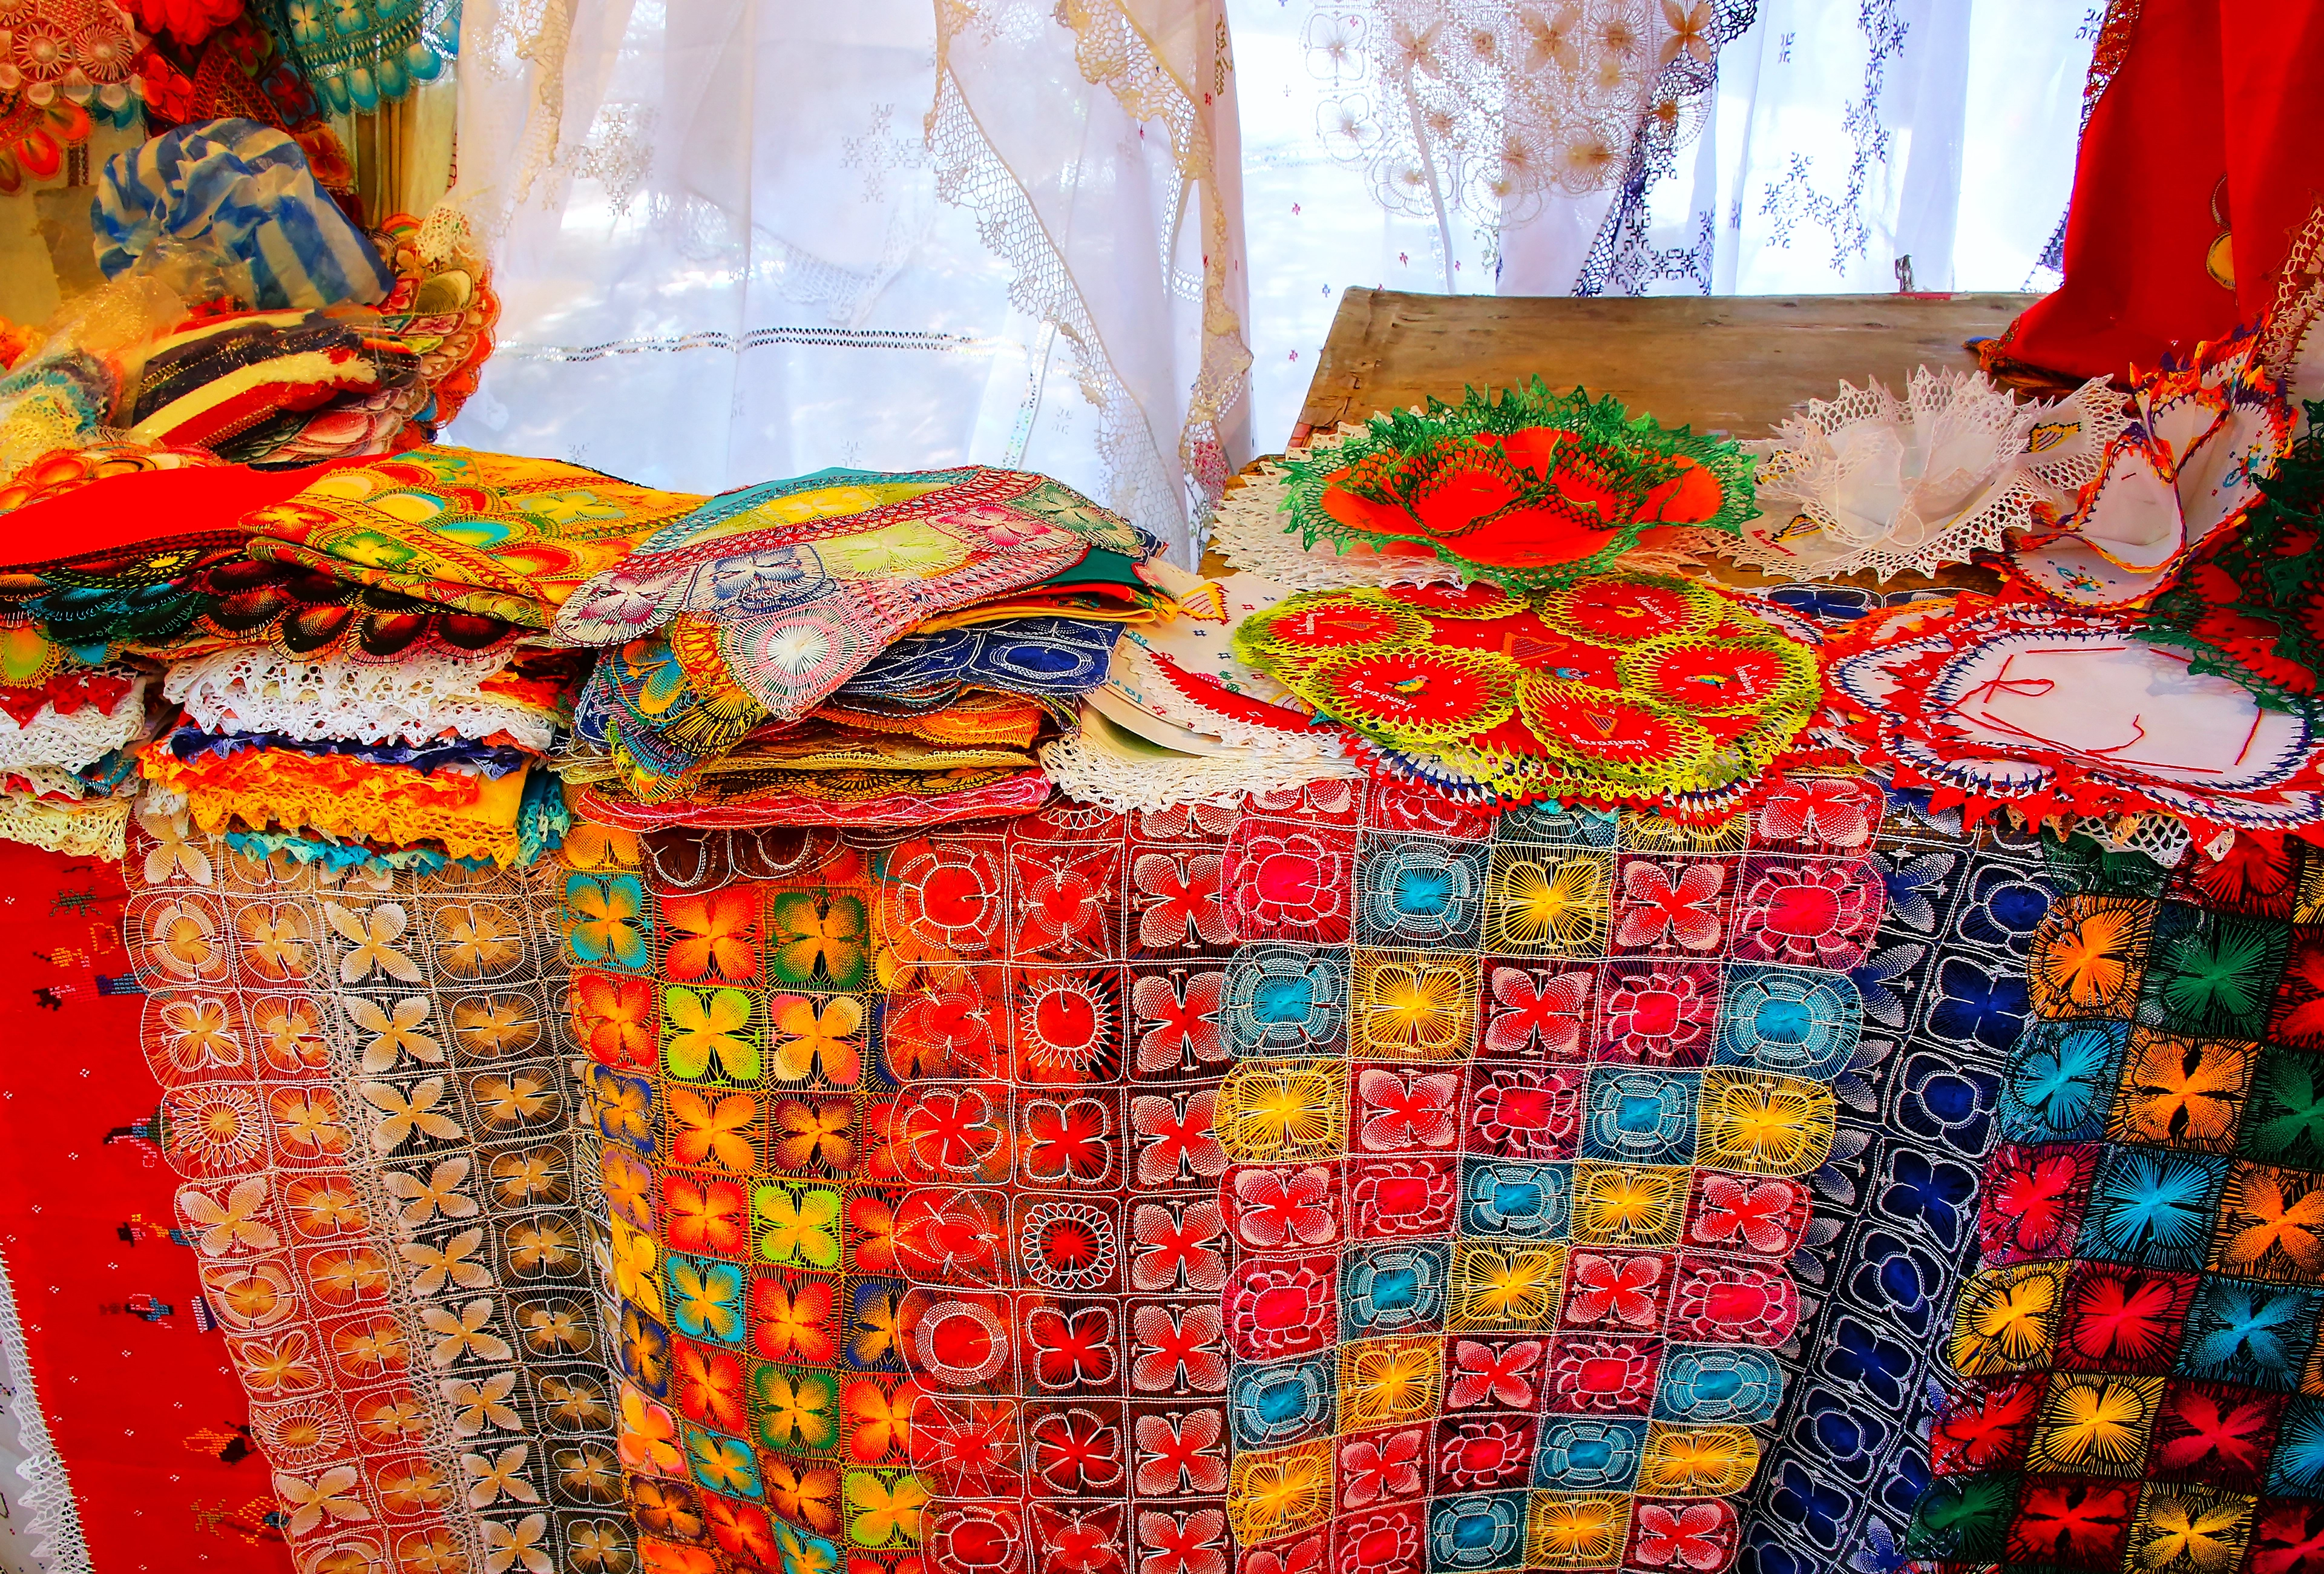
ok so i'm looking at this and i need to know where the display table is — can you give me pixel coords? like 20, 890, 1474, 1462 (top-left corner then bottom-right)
1212, 286, 2046, 590
1288, 286, 2041, 445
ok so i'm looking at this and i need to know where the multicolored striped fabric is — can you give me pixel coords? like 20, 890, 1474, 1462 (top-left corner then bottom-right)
94, 119, 394, 311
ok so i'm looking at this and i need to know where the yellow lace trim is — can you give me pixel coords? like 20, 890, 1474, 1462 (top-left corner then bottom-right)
142, 750, 527, 864
0, 794, 128, 858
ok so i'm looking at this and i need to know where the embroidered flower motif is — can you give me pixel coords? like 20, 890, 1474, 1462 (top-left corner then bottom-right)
1481, 965, 1590, 1056
1232, 1167, 1337, 1249
1731, 859, 1881, 968
1613, 858, 1725, 951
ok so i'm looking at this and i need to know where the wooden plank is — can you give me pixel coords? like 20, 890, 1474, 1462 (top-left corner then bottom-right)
1288, 288, 2041, 446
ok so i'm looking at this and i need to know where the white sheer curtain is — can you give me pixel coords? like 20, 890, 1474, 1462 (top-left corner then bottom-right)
442, 0, 1249, 561
443, 0, 2095, 552
1235, 0, 2099, 446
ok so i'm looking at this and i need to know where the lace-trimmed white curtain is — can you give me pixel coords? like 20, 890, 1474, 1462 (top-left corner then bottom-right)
442, 0, 1250, 561
442, 0, 2093, 548
1235, 0, 2100, 445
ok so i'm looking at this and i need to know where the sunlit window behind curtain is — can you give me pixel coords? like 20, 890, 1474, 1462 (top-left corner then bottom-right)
444, 0, 2099, 558
1231, 0, 2101, 449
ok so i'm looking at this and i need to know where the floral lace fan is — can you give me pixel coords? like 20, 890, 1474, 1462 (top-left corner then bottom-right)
1234, 573, 1822, 816
2007, 329, 2293, 606
1221, 380, 1756, 591
1736, 366, 2127, 580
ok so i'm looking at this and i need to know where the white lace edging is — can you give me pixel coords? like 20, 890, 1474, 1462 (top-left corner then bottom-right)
1041, 710, 1361, 814
0, 673, 145, 773
2067, 811, 2198, 868
0, 1237, 93, 1574
1733, 369, 2128, 581
161, 647, 554, 749
1209, 434, 1466, 591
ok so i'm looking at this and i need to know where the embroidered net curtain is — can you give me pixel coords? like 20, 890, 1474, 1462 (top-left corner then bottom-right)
442, 0, 1249, 562
442, 0, 2098, 557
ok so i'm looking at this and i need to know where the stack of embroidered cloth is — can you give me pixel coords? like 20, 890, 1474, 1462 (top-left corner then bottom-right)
547, 466, 1204, 830
0, 445, 700, 872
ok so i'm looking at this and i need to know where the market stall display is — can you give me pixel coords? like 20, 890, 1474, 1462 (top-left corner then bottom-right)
0, 21, 2316, 1572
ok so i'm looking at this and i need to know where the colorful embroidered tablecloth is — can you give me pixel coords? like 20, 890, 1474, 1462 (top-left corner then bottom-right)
122, 814, 629, 1574
1909, 833, 2324, 1573
568, 773, 1891, 1574
0, 840, 295, 1573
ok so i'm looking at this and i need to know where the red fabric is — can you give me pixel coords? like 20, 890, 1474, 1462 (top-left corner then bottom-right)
2000, 0, 2324, 380
0, 844, 294, 1573
0, 456, 367, 573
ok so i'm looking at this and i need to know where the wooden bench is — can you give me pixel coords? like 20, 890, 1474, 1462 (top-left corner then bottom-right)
1288, 288, 2042, 446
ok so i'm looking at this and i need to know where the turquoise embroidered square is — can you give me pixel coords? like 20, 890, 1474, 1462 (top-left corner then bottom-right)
1459, 1158, 1571, 1239
1712, 964, 1863, 1080
1426, 1489, 1531, 1572
2074, 1147, 2231, 1269
1580, 1067, 1699, 1165
2175, 1277, 2324, 1391
1359, 835, 1488, 951
1224, 943, 1349, 1058
1341, 1240, 1450, 1335
1650, 1344, 1786, 1425
1533, 1415, 1647, 1491
1998, 1018, 2129, 1142
1229, 1351, 1336, 1447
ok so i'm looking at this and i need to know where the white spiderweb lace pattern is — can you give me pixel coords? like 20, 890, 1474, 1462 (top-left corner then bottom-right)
162, 648, 553, 750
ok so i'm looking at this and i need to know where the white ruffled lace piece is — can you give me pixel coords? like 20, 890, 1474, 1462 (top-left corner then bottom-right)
0, 671, 146, 772
162, 647, 556, 749
1042, 706, 1360, 814
1209, 430, 1465, 590
1736, 367, 2129, 581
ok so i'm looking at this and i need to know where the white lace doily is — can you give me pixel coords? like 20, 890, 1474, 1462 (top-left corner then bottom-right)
2011, 334, 2291, 606
1735, 367, 2127, 581
0, 670, 146, 772
1042, 705, 1359, 814
163, 647, 556, 750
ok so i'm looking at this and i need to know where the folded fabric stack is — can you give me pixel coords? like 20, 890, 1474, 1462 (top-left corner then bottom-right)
547, 465, 1206, 829
1040, 568, 1365, 811
0, 120, 496, 490
0, 446, 700, 871
0, 659, 150, 855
